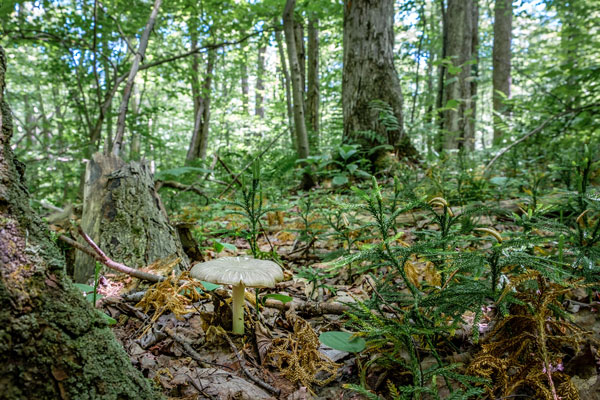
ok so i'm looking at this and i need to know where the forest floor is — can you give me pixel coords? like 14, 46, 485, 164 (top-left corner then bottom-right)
69, 192, 600, 400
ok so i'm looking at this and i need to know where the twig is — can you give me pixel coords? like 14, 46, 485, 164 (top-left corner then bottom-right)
163, 327, 212, 369
217, 155, 243, 187
222, 331, 281, 396
485, 103, 600, 171
185, 374, 218, 400
155, 180, 208, 201
59, 230, 164, 283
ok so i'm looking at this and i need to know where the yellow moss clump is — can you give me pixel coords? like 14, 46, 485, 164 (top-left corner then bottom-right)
468, 271, 595, 400
265, 314, 340, 393
136, 271, 208, 335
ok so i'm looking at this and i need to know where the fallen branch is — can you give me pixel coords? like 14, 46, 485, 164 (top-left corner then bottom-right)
264, 298, 349, 315
223, 331, 281, 396
59, 230, 164, 283
155, 180, 208, 200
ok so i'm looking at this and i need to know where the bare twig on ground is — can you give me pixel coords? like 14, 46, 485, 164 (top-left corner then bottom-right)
222, 331, 281, 396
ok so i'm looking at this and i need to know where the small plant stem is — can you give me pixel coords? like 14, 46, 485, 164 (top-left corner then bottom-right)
538, 315, 559, 400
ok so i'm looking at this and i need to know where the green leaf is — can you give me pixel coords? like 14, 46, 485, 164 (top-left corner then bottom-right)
74, 283, 94, 293
100, 313, 117, 325
346, 163, 358, 174
86, 293, 103, 303
261, 293, 293, 304
319, 331, 366, 353
332, 175, 349, 186
195, 281, 221, 293
213, 240, 237, 253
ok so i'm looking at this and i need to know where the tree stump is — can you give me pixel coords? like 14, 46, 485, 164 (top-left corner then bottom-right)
74, 152, 189, 282
0, 46, 161, 399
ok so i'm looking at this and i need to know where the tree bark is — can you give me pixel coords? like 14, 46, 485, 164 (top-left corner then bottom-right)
112, 0, 162, 157
240, 55, 249, 115
0, 46, 160, 400
442, 0, 477, 150
186, 50, 215, 163
74, 152, 189, 282
255, 46, 266, 119
283, 0, 315, 189
492, 0, 512, 145
435, 0, 448, 150
294, 19, 306, 103
274, 22, 295, 148
342, 0, 418, 161
306, 16, 320, 150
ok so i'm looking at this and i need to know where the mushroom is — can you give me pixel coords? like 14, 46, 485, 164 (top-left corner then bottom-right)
190, 256, 284, 335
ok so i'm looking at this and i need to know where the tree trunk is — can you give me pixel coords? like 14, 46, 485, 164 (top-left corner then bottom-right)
0, 46, 160, 400
74, 152, 189, 282
492, 0, 512, 145
342, 0, 418, 161
466, 0, 479, 150
240, 52, 249, 115
435, 0, 448, 151
306, 16, 320, 150
186, 50, 215, 163
275, 22, 295, 148
129, 83, 143, 160
255, 46, 266, 119
283, 0, 315, 189
442, 0, 477, 150
112, 0, 162, 157
294, 19, 306, 103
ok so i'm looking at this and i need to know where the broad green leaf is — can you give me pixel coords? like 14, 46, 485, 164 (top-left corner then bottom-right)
261, 293, 293, 304
101, 313, 117, 325
332, 175, 349, 186
86, 293, 103, 303
319, 331, 366, 353
74, 283, 94, 293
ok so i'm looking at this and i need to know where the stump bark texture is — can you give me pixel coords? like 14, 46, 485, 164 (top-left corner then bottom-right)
74, 152, 188, 282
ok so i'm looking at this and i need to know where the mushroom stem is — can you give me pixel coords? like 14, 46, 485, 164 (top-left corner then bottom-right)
231, 284, 246, 335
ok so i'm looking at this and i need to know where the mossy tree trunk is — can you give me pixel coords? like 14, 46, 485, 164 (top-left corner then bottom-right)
0, 47, 161, 400
74, 152, 189, 283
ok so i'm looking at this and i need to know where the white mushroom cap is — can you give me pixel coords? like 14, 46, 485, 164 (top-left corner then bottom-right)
190, 256, 284, 288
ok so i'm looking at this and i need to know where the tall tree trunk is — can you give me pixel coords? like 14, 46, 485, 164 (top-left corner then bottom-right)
492, 0, 512, 145
255, 46, 266, 119
283, 0, 315, 189
465, 0, 479, 150
186, 50, 215, 163
275, 22, 295, 148
435, 0, 448, 152
306, 16, 320, 150
112, 0, 162, 157
240, 52, 249, 114
294, 19, 306, 103
342, 0, 418, 161
129, 83, 143, 160
442, 0, 476, 150
0, 46, 160, 400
